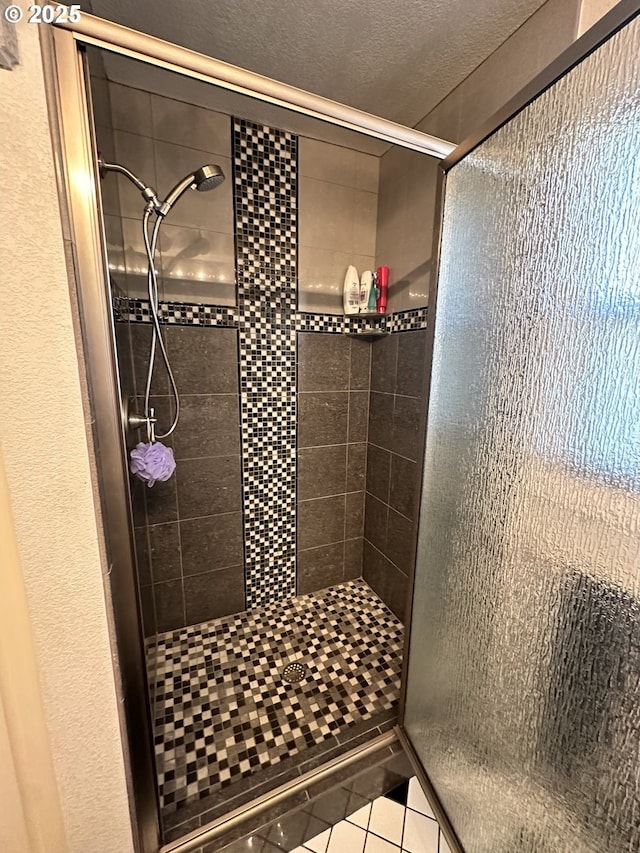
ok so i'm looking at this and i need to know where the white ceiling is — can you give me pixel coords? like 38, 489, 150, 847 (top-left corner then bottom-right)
85, 0, 548, 132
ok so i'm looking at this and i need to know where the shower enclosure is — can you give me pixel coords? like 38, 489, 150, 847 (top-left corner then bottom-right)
87, 46, 418, 847
44, 3, 640, 851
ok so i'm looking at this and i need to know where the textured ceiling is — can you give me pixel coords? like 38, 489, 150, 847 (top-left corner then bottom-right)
85, 0, 548, 129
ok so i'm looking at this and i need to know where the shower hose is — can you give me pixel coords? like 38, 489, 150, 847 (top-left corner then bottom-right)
141, 205, 180, 441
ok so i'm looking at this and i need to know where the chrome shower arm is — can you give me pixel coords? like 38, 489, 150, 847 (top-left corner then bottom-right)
98, 158, 164, 213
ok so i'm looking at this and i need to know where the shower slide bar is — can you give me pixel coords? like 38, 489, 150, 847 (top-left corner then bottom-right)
53, 12, 456, 159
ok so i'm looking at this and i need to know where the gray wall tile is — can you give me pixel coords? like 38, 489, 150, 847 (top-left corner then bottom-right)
346, 443, 367, 492
389, 455, 418, 520
349, 338, 372, 390
298, 495, 345, 551
362, 541, 408, 622
345, 492, 364, 539
183, 566, 245, 624
167, 326, 239, 394
176, 455, 242, 518
145, 475, 178, 525
366, 444, 391, 503
298, 392, 349, 447
368, 392, 394, 449
348, 392, 369, 443
298, 445, 347, 500
385, 510, 415, 576
149, 522, 182, 582
134, 527, 151, 586
298, 333, 350, 391
392, 396, 423, 461
154, 578, 185, 632
344, 538, 364, 580
396, 331, 428, 398
139, 584, 156, 638
364, 331, 429, 620
297, 542, 344, 595
172, 394, 240, 460
370, 335, 398, 393
364, 493, 388, 554
180, 512, 243, 576
130, 324, 170, 396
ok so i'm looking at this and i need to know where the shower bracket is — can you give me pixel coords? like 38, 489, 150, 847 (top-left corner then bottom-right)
122, 396, 157, 442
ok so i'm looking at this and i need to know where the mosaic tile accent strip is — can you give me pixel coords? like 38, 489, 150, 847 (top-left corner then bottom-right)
387, 306, 429, 332
148, 579, 403, 818
295, 312, 386, 335
233, 118, 298, 607
114, 296, 427, 334
112, 296, 237, 327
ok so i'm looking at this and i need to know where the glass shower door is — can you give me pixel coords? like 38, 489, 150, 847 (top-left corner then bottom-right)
402, 13, 640, 853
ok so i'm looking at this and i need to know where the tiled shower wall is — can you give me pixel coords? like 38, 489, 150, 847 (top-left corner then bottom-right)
116, 323, 244, 635
363, 332, 429, 620
96, 75, 424, 633
297, 334, 370, 592
93, 79, 236, 306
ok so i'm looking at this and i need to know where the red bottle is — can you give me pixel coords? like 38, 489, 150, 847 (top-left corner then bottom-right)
376, 266, 389, 314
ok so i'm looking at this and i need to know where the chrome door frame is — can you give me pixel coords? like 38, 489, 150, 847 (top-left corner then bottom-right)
40, 26, 160, 853
397, 3, 640, 853
40, 15, 455, 853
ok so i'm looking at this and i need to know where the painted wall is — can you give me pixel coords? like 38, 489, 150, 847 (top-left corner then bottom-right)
0, 20, 134, 853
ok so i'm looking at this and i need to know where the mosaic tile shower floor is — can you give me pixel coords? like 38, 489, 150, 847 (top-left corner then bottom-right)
147, 579, 404, 821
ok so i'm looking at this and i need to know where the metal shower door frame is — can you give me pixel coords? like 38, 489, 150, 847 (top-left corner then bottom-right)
41, 16, 454, 853
396, 4, 640, 853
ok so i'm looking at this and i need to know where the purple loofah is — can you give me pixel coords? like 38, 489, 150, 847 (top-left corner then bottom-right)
130, 441, 176, 487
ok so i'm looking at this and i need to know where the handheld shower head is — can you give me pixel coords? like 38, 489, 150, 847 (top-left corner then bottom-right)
194, 164, 225, 192
160, 164, 225, 215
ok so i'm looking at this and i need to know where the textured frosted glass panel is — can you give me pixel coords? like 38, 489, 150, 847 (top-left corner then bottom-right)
405, 16, 640, 853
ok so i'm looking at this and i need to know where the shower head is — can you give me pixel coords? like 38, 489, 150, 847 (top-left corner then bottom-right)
160, 164, 225, 215
194, 164, 225, 192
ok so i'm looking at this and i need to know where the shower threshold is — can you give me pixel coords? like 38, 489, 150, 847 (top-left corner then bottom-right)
146, 578, 404, 842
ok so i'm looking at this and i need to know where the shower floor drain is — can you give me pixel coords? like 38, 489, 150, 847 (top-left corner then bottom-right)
282, 661, 308, 684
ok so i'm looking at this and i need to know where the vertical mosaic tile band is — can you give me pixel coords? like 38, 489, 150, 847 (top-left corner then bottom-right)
233, 119, 298, 607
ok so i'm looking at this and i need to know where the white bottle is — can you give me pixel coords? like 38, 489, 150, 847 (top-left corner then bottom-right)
343, 265, 360, 315
359, 270, 373, 313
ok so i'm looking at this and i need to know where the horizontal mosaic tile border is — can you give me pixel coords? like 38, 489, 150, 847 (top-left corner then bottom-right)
114, 298, 428, 333
387, 306, 429, 332
295, 312, 385, 334
112, 296, 237, 327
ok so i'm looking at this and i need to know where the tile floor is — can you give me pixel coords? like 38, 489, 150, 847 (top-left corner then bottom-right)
147, 579, 404, 819
291, 778, 450, 853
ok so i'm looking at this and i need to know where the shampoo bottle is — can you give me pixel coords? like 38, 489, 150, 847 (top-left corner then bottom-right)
343, 265, 360, 315
376, 266, 389, 314
359, 270, 373, 313
367, 272, 379, 312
